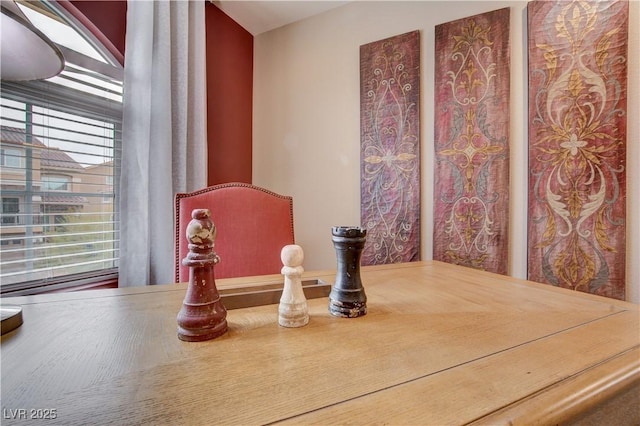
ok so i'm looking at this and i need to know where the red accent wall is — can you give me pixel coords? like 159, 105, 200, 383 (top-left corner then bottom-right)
205, 3, 254, 185
69, 1, 254, 186
69, 1, 126, 63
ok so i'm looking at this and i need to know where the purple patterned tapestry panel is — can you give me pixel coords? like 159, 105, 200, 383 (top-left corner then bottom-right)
360, 30, 421, 266
527, 0, 628, 300
433, 8, 511, 275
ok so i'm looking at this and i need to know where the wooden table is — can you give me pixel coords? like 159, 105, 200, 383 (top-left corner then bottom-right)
1, 261, 639, 425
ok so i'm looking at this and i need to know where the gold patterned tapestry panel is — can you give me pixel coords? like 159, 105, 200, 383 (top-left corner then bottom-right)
527, 0, 628, 300
433, 8, 511, 275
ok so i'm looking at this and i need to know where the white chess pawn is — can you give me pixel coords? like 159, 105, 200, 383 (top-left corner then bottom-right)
278, 244, 309, 327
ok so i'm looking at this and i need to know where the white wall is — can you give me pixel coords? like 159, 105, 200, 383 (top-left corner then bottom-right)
253, 1, 639, 303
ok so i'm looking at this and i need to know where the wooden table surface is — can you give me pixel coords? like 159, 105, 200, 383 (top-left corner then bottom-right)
1, 261, 638, 425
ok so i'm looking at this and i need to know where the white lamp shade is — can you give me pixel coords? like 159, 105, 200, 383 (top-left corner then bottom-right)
1, 1, 65, 81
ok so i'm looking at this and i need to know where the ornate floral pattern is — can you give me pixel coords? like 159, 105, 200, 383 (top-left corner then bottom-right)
527, 0, 628, 300
433, 9, 510, 274
360, 31, 420, 265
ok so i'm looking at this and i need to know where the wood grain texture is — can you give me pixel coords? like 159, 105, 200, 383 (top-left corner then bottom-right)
1, 262, 638, 425
470, 346, 640, 425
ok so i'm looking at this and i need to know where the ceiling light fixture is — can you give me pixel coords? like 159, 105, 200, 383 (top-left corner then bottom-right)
1, 0, 65, 81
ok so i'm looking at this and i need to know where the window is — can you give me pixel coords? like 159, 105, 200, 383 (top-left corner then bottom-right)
41, 175, 71, 191
1, 198, 20, 224
0, 1, 123, 295
0, 148, 24, 168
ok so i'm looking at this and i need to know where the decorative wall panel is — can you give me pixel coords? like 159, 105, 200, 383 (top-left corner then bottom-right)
433, 8, 511, 274
360, 30, 421, 266
527, 0, 628, 300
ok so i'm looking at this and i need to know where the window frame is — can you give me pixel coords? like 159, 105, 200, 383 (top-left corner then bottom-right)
0, 1, 123, 296
1, 197, 20, 225
41, 174, 71, 191
0, 148, 25, 168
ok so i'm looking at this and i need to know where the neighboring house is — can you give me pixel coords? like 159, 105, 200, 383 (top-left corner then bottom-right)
80, 161, 114, 215
0, 126, 114, 284
1, 125, 86, 234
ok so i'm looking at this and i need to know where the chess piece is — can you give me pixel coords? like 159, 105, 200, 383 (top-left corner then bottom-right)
329, 226, 367, 318
278, 244, 309, 327
177, 209, 228, 341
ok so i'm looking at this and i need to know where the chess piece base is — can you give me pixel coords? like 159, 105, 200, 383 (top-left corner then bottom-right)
278, 302, 309, 327
278, 316, 309, 328
329, 298, 367, 318
178, 319, 228, 342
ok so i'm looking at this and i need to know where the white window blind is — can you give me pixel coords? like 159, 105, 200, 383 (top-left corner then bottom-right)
0, 1, 123, 295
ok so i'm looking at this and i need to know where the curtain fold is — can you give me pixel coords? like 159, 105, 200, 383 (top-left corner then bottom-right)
119, 0, 207, 286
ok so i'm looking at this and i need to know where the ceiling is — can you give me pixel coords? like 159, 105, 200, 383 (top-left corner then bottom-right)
213, 1, 350, 36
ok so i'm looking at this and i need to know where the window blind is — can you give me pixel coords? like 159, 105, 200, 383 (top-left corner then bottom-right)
0, 2, 123, 295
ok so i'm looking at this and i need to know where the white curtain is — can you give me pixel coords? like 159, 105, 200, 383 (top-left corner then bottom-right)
119, 0, 207, 286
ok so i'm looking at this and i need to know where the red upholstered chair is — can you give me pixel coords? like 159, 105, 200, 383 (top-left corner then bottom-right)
174, 182, 295, 282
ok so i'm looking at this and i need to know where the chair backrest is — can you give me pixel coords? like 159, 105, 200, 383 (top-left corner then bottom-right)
175, 182, 295, 282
